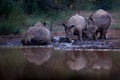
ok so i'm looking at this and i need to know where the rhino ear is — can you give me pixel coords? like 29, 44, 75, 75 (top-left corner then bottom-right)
70, 25, 74, 29
62, 23, 68, 31
83, 29, 87, 33
89, 18, 95, 24
62, 23, 67, 27
85, 17, 88, 22
90, 18, 94, 22
43, 22, 46, 26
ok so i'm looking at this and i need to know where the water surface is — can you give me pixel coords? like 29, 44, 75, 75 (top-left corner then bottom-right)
0, 47, 120, 80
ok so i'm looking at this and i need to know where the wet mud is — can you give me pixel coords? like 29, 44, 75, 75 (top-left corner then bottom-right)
0, 29, 120, 50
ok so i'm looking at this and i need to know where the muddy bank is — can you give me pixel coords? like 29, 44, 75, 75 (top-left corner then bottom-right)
0, 29, 120, 49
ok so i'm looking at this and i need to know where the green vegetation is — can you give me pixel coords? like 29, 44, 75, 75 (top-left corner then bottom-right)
0, 11, 28, 34
0, 0, 120, 34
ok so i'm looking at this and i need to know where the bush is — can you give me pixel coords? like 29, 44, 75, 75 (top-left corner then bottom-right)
0, 0, 120, 35
0, 11, 28, 35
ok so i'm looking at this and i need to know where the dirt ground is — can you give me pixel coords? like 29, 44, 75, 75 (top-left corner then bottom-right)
104, 29, 120, 49
0, 29, 120, 49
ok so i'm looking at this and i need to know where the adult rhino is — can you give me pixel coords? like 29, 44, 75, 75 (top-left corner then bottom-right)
84, 9, 111, 40
21, 22, 51, 45
63, 14, 87, 42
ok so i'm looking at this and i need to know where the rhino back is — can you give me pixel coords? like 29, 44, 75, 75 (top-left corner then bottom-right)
30, 27, 51, 41
68, 14, 86, 29
90, 9, 111, 28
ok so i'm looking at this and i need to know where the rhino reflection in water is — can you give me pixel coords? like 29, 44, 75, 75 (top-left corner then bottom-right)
65, 51, 87, 71
92, 52, 112, 70
65, 51, 112, 71
22, 48, 52, 65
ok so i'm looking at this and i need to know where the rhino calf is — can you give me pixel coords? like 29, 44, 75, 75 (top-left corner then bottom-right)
21, 22, 51, 45
63, 14, 86, 42
84, 9, 111, 40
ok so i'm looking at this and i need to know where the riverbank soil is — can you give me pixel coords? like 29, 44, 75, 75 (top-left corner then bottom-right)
0, 29, 120, 49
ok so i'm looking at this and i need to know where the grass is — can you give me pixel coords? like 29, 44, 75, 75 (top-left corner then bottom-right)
110, 11, 120, 29
111, 23, 120, 29
24, 10, 120, 35
0, 10, 120, 35
0, 11, 28, 35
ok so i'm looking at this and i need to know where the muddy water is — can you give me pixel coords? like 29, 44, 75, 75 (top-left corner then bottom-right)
0, 47, 119, 80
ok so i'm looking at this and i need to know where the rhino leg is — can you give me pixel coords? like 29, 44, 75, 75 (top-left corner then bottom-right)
103, 30, 107, 40
21, 40, 31, 45
93, 32, 98, 40
66, 35, 72, 42
78, 30, 83, 41
31, 38, 50, 45
100, 29, 107, 39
